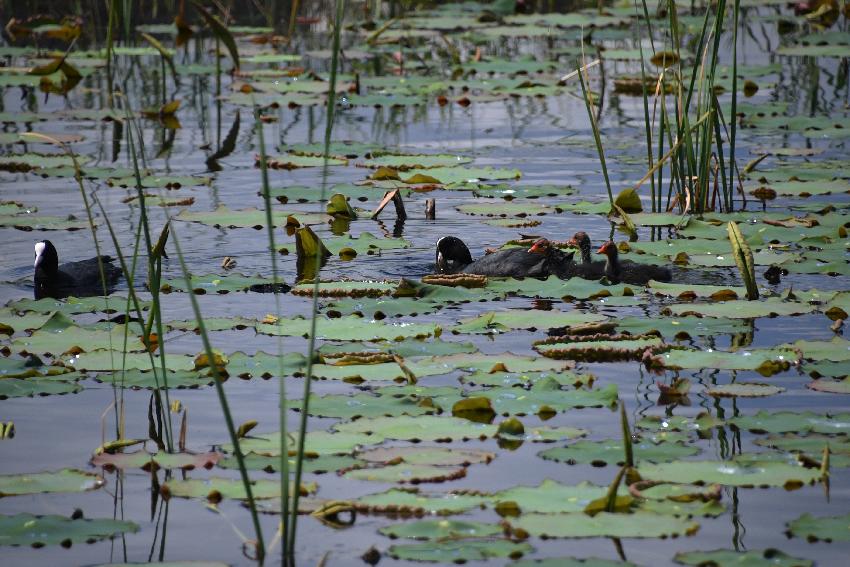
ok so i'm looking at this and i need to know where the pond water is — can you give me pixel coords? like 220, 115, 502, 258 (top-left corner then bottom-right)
1, 2, 850, 566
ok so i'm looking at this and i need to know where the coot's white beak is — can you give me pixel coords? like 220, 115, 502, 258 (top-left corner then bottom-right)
34, 242, 46, 268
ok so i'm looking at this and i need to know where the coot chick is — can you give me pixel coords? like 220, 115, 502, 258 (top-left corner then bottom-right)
565, 231, 607, 279
596, 241, 672, 285
34, 240, 123, 299
435, 236, 574, 278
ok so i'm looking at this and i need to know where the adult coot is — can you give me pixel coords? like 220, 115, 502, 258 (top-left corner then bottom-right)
435, 236, 574, 278
34, 240, 123, 299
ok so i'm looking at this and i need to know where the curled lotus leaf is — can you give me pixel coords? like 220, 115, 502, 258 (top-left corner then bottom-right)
508, 511, 698, 539
787, 513, 850, 542
637, 459, 822, 488
91, 450, 221, 471
291, 280, 400, 298
452, 310, 606, 334
662, 298, 815, 319
333, 415, 498, 442
356, 446, 495, 467
160, 273, 290, 294
388, 539, 533, 562
0, 469, 104, 496
343, 463, 467, 483
540, 438, 698, 467
705, 382, 785, 397
379, 519, 502, 540
674, 549, 813, 567
0, 513, 138, 547
354, 487, 489, 516
534, 333, 664, 361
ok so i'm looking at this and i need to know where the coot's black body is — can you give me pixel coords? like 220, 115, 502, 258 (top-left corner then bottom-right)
34, 240, 123, 299
435, 236, 574, 278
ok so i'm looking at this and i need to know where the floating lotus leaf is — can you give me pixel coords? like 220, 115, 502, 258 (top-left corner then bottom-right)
283, 233, 410, 257
753, 433, 850, 456
399, 352, 568, 374
345, 93, 425, 107
379, 519, 502, 540
311, 360, 451, 382
355, 487, 489, 515
541, 439, 698, 466
512, 558, 638, 567
291, 280, 400, 298
13, 314, 144, 356
0, 212, 92, 230
265, 154, 347, 169
486, 276, 633, 300
256, 315, 437, 341
92, 451, 220, 471
804, 360, 850, 378
663, 299, 815, 319
159, 273, 290, 294
647, 281, 746, 300
638, 499, 725, 517
107, 174, 211, 188
464, 183, 575, 200
333, 415, 498, 442
455, 201, 555, 217
750, 180, 850, 197
266, 183, 398, 204
388, 539, 533, 562
509, 511, 697, 538
356, 446, 495, 466
452, 310, 606, 334
161, 477, 315, 501
808, 378, 850, 394
343, 462, 467, 483
176, 206, 329, 228
0, 376, 82, 398
648, 348, 798, 375
637, 414, 723, 436
706, 382, 785, 397
0, 355, 70, 378
305, 393, 434, 419
319, 339, 475, 358
784, 337, 850, 362
674, 548, 813, 567
535, 334, 663, 361
218, 453, 363, 474
288, 141, 384, 159
787, 513, 850, 542
217, 351, 303, 379
360, 153, 471, 170
242, 53, 302, 63
92, 369, 215, 389
730, 411, 850, 435
637, 460, 821, 488
0, 468, 103, 496
64, 350, 196, 372
636, 483, 722, 502
616, 316, 749, 339
327, 296, 442, 318
8, 295, 148, 315
228, 430, 377, 457
166, 317, 256, 332
0, 152, 90, 171
493, 480, 606, 513
461, 370, 594, 388
0, 513, 138, 546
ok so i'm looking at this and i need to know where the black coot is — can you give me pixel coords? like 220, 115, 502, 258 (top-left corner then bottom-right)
435, 236, 574, 278
596, 241, 672, 285
34, 240, 123, 299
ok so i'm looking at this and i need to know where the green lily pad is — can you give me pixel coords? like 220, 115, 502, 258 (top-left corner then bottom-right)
256, 315, 437, 341
63, 351, 196, 372
318, 339, 475, 358
266, 154, 347, 168
7, 295, 147, 315
461, 369, 594, 388
326, 296, 442, 318
808, 378, 850, 394
0, 376, 83, 398
266, 183, 397, 204
705, 382, 785, 397
753, 433, 850, 456
540, 439, 698, 466
288, 141, 384, 159
218, 453, 363, 474
787, 513, 850, 542
379, 519, 502, 540
456, 201, 555, 217
0, 469, 104, 496
648, 348, 799, 375
647, 281, 747, 300
92, 451, 221, 471
333, 415, 498, 442
512, 558, 637, 567
159, 273, 289, 294
616, 316, 749, 339
361, 153, 472, 170
356, 446, 495, 466
784, 337, 850, 362
230, 430, 377, 457
493, 480, 606, 513
176, 206, 330, 228
92, 369, 215, 389
291, 280, 401, 298
0, 213, 92, 230
107, 174, 212, 189
637, 460, 822, 488
388, 539, 533, 562
509, 511, 697, 538
0, 513, 138, 546
674, 549, 813, 567
0, 152, 90, 171
162, 477, 315, 501
452, 310, 606, 334
663, 298, 815, 319
729, 411, 850, 435
12, 314, 144, 356
305, 393, 434, 419
486, 276, 634, 301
